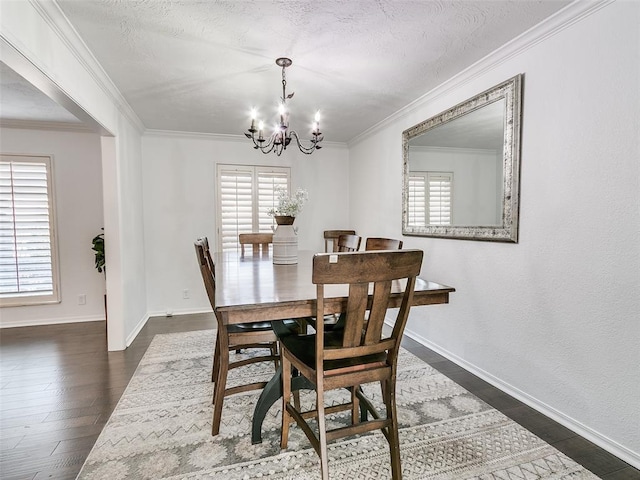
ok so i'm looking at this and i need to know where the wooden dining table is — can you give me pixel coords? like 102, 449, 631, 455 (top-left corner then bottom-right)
213, 249, 455, 443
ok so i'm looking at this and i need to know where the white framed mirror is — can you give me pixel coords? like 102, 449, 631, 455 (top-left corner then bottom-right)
402, 74, 523, 242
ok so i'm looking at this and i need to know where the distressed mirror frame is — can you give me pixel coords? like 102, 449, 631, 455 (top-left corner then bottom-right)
402, 74, 523, 242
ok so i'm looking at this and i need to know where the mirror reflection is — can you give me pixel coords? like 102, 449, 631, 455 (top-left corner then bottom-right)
402, 75, 522, 242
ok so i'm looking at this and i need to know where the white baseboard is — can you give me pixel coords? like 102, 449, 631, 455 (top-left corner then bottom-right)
146, 307, 212, 319
125, 313, 150, 347
0, 314, 105, 329
126, 308, 212, 346
402, 326, 640, 470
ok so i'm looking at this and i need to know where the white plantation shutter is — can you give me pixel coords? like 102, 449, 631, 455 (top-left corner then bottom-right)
408, 174, 427, 227
218, 168, 254, 252
408, 171, 453, 227
0, 155, 59, 306
257, 169, 289, 232
217, 165, 290, 252
427, 172, 452, 225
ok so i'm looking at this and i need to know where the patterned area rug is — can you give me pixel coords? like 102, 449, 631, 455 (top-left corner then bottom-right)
76, 330, 599, 479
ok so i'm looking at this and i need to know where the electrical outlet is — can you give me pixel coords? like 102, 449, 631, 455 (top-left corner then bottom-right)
78, 294, 86, 305
182, 289, 190, 299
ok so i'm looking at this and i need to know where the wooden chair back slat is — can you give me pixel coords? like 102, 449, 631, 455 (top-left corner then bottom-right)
312, 250, 421, 284
195, 238, 216, 310
364, 280, 392, 345
365, 237, 403, 251
239, 233, 273, 256
341, 283, 369, 348
323, 338, 395, 361
336, 234, 362, 252
323, 229, 356, 252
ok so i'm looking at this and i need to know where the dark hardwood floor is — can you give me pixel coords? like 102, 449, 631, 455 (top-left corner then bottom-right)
0, 314, 638, 480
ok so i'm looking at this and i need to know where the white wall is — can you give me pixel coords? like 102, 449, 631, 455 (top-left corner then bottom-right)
1, 0, 148, 350
349, 0, 639, 466
0, 128, 106, 327
141, 133, 349, 316
115, 121, 148, 345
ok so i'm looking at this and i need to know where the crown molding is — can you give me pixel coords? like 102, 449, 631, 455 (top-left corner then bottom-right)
26, 0, 145, 134
349, 0, 614, 147
144, 130, 249, 141
0, 119, 94, 133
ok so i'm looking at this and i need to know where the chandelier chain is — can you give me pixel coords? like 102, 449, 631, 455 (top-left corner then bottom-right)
282, 65, 287, 101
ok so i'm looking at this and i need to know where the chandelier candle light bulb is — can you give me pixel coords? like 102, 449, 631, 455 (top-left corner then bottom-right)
313, 111, 321, 134
244, 57, 324, 155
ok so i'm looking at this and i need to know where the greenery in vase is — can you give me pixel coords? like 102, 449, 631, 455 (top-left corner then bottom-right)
91, 229, 105, 273
267, 187, 309, 218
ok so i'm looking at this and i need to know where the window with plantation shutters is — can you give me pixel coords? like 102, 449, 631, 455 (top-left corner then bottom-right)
0, 155, 60, 306
427, 172, 453, 225
216, 165, 290, 252
408, 174, 427, 227
257, 171, 288, 233
408, 171, 453, 226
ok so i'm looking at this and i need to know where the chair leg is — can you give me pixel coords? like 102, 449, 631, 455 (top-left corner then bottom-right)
357, 386, 368, 422
385, 378, 402, 480
280, 354, 292, 449
292, 389, 301, 411
316, 384, 330, 480
211, 334, 220, 384
270, 342, 279, 370
212, 327, 230, 436
291, 366, 302, 409
351, 386, 360, 425
380, 379, 388, 406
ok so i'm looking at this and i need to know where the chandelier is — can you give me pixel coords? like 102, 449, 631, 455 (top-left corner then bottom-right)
245, 57, 323, 155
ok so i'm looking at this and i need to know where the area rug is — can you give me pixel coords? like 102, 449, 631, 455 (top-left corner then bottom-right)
76, 330, 599, 479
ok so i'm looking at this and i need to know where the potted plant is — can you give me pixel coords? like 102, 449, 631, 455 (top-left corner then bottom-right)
267, 187, 308, 264
91, 229, 105, 273
92, 229, 107, 319
267, 187, 309, 225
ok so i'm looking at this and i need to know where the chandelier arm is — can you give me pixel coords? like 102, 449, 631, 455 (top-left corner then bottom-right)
246, 130, 276, 153
259, 134, 287, 156
247, 131, 270, 150
289, 130, 322, 154
259, 136, 277, 154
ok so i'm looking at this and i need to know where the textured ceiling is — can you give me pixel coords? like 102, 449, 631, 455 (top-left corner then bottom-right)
0, 62, 82, 124
4, 1, 571, 142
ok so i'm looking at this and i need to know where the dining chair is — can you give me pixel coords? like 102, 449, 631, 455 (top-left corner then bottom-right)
239, 232, 273, 256
365, 237, 404, 250
276, 249, 423, 480
323, 229, 356, 252
194, 237, 281, 436
336, 233, 361, 252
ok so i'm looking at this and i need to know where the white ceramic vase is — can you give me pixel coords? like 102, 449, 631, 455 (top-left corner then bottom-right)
272, 216, 298, 265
